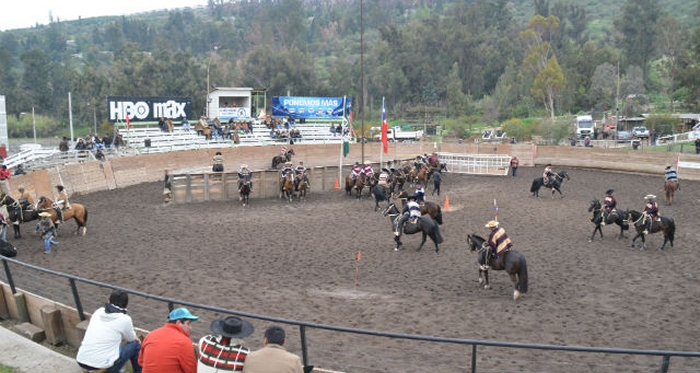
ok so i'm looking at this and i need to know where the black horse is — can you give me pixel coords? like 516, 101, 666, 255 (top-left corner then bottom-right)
371, 184, 391, 212
271, 148, 295, 169
0, 193, 41, 239
466, 234, 529, 301
530, 170, 570, 198
382, 203, 443, 252
587, 199, 631, 242
628, 210, 675, 250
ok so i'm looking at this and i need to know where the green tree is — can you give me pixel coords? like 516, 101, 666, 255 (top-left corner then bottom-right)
532, 55, 566, 121
614, 0, 664, 81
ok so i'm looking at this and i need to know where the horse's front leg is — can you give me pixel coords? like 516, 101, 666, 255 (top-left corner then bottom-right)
12, 222, 21, 239
483, 270, 491, 290
393, 235, 403, 251
589, 225, 602, 242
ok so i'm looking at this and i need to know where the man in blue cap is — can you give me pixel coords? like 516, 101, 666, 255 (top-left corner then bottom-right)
139, 307, 199, 373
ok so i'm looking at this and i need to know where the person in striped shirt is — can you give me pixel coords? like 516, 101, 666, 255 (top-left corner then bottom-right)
484, 220, 513, 269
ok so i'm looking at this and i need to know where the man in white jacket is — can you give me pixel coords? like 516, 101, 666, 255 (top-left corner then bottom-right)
76, 289, 142, 373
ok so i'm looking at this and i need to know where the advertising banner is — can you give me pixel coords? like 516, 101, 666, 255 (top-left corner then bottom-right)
272, 96, 351, 119
108, 96, 192, 122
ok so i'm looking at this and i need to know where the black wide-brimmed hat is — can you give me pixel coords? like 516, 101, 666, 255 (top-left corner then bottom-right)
210, 316, 254, 338
606, 189, 614, 195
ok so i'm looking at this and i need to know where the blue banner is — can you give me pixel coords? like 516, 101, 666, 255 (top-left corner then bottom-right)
272, 96, 351, 119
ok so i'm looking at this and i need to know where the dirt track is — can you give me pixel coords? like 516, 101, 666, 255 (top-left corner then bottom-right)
7, 148, 700, 372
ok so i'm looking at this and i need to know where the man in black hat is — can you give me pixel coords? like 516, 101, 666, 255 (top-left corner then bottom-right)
601, 189, 616, 225
198, 316, 254, 372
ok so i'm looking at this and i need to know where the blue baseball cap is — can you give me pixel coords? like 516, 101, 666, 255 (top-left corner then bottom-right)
168, 307, 199, 322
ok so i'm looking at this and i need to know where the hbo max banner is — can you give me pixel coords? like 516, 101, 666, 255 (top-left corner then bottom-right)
108, 96, 192, 122
272, 96, 351, 119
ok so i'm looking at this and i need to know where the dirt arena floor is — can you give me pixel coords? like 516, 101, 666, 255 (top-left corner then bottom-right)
5, 151, 700, 373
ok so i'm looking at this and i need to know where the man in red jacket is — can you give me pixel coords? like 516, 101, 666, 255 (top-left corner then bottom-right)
139, 307, 199, 373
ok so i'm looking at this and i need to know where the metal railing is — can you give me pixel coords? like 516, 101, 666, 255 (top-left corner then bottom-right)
2, 255, 698, 373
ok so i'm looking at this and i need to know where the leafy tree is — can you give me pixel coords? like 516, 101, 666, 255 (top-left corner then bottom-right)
614, 0, 664, 81
532, 55, 566, 121
589, 62, 618, 111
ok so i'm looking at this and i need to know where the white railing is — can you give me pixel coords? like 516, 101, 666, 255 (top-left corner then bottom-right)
438, 152, 511, 176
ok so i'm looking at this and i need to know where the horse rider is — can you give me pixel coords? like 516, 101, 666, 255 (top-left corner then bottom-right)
212, 152, 224, 172
237, 164, 253, 193
543, 164, 555, 186
600, 189, 616, 225
378, 168, 390, 192
17, 187, 34, 210
394, 195, 421, 236
665, 165, 679, 190
361, 161, 375, 181
483, 220, 513, 270
280, 146, 288, 159
294, 161, 308, 191
412, 182, 425, 204
163, 170, 173, 203
54, 185, 71, 223
428, 152, 439, 168
642, 194, 660, 235
413, 155, 424, 174
351, 162, 362, 183
281, 161, 294, 186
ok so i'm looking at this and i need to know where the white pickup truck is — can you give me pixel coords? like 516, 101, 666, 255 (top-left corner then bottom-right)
374, 126, 424, 142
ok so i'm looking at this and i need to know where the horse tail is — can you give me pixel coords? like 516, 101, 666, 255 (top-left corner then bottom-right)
518, 255, 528, 293
666, 217, 675, 243
82, 207, 88, 226
530, 179, 540, 193
435, 205, 443, 225
433, 221, 444, 244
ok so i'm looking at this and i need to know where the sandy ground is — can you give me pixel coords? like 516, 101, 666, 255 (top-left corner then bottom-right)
4, 155, 700, 372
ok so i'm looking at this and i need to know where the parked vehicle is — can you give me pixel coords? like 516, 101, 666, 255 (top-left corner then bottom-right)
631, 126, 650, 138
615, 130, 633, 142
574, 115, 595, 140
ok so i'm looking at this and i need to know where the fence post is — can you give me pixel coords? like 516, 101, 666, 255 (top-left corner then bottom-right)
2, 259, 17, 294
471, 344, 477, 373
299, 325, 309, 369
659, 355, 670, 373
69, 278, 86, 321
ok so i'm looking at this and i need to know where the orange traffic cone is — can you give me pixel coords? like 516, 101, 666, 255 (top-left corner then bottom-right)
443, 196, 451, 211
334, 177, 340, 190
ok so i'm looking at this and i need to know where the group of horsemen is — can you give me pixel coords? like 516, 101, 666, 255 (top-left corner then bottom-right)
477, 163, 680, 270
599, 165, 678, 234
13, 185, 72, 222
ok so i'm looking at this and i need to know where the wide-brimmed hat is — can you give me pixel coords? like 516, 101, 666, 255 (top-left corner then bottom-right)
241, 164, 248, 169
665, 165, 672, 170
606, 189, 614, 195
285, 161, 292, 166
644, 194, 656, 200
39, 212, 52, 218
168, 307, 199, 321
485, 220, 499, 228
365, 161, 371, 165
210, 316, 254, 338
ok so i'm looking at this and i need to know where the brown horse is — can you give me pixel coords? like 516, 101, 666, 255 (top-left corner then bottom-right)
664, 180, 678, 204
35, 196, 88, 236
296, 173, 309, 202
415, 163, 432, 187
279, 173, 295, 202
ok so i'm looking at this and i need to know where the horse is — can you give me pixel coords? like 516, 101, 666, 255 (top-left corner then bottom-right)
393, 190, 443, 224
390, 169, 407, 194
415, 164, 432, 187
35, 196, 88, 236
371, 184, 391, 212
344, 173, 355, 197
466, 234, 529, 301
382, 203, 443, 252
530, 170, 570, 198
239, 180, 251, 207
628, 210, 675, 250
664, 180, 678, 204
350, 173, 369, 199
279, 173, 295, 202
296, 172, 309, 202
0, 193, 41, 239
271, 148, 295, 169
587, 199, 631, 242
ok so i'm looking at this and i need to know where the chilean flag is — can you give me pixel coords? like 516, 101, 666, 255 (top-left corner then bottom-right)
381, 97, 388, 154
126, 114, 131, 130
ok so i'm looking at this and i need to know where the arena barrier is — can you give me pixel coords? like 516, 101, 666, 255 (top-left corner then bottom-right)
437, 152, 511, 175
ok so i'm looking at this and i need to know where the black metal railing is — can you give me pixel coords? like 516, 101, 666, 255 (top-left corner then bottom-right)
2, 255, 699, 373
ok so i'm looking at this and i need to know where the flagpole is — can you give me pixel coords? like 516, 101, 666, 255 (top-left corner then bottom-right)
340, 96, 346, 182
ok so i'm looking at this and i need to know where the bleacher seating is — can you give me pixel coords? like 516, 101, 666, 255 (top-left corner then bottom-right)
118, 120, 350, 153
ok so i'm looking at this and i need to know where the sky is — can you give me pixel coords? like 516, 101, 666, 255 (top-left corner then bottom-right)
1, 0, 207, 31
